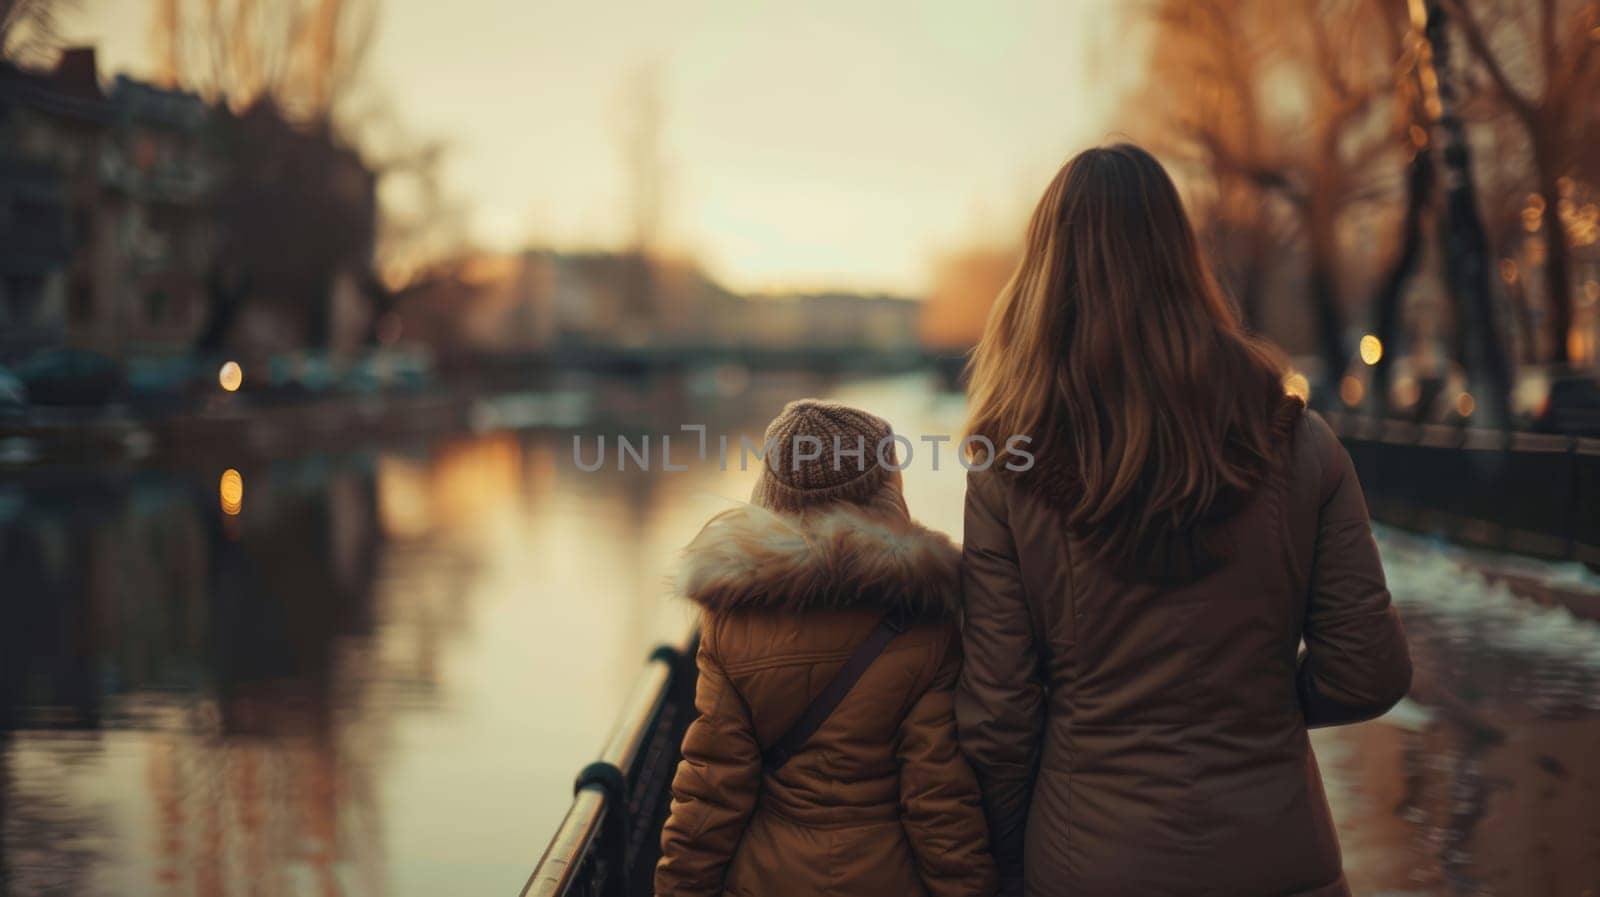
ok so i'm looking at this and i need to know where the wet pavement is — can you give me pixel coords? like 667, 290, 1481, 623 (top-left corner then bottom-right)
1316, 529, 1600, 897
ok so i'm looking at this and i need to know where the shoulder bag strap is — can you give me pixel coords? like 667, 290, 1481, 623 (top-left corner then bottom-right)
761, 608, 910, 774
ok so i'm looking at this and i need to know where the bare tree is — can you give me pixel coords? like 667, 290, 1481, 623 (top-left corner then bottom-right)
156, 0, 457, 349
1137, 0, 1282, 327
1368, 116, 1436, 415
1136, 0, 1411, 385
370, 133, 470, 291
200, 101, 377, 351
154, 0, 378, 126
619, 61, 667, 257
1445, 0, 1600, 364
150, 0, 179, 85
1413, 0, 1515, 424
1, 0, 76, 65
612, 62, 670, 341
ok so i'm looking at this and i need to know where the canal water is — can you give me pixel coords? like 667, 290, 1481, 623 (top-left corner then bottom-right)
3, 375, 1599, 897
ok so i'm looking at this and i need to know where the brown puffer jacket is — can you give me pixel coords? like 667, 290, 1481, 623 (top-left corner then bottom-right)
657, 503, 997, 897
957, 407, 1411, 897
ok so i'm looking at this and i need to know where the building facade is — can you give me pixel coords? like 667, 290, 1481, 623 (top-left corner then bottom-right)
1, 48, 376, 367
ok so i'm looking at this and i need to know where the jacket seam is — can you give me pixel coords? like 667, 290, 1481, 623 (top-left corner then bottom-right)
762, 799, 899, 828
721, 639, 930, 676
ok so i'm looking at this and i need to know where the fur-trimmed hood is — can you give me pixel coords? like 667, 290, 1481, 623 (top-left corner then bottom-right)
679, 503, 962, 619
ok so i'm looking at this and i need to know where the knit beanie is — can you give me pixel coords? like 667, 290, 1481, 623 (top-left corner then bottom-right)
749, 399, 897, 514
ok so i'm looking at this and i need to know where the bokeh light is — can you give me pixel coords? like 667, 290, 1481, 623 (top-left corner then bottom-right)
1392, 375, 1421, 410
1340, 375, 1364, 407
1283, 372, 1311, 402
219, 468, 244, 515
219, 361, 243, 392
1359, 335, 1383, 366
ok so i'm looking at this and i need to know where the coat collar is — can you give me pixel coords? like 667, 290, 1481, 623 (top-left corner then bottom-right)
679, 502, 961, 619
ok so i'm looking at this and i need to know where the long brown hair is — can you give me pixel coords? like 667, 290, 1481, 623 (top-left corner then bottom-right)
965, 143, 1298, 581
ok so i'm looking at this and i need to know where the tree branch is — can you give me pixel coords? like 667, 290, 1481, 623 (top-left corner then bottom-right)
1191, 126, 1305, 207
1307, 0, 1355, 100
1539, 0, 1558, 85
1444, 0, 1537, 120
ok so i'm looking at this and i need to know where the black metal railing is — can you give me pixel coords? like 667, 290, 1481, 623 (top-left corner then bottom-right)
1328, 412, 1600, 566
521, 630, 700, 897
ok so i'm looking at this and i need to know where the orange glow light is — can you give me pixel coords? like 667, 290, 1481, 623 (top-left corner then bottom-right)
1340, 376, 1364, 407
220, 469, 243, 516
1393, 376, 1421, 410
1284, 372, 1311, 402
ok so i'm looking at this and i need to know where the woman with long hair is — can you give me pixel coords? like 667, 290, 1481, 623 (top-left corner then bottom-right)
958, 143, 1411, 897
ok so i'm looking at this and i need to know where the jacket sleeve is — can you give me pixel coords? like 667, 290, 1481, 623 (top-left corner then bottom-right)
655, 623, 762, 897
955, 470, 1043, 894
897, 628, 999, 897
1296, 422, 1413, 728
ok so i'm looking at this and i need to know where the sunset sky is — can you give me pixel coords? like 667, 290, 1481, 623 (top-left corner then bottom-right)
65, 0, 1137, 294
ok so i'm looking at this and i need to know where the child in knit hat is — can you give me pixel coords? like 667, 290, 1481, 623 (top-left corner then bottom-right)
657, 399, 995, 897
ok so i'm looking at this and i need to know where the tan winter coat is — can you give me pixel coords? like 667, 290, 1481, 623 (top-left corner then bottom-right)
656, 503, 997, 897
957, 406, 1412, 897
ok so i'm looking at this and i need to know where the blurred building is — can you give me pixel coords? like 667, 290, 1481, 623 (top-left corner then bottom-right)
391, 250, 736, 356
1, 49, 217, 359
96, 75, 216, 354
0, 49, 104, 358
731, 290, 922, 351
390, 249, 922, 357
386, 254, 530, 359
516, 250, 735, 348
1, 47, 376, 365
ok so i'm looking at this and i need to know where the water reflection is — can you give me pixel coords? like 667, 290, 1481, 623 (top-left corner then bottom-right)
0, 411, 745, 895
3, 377, 1600, 896
2, 454, 395, 896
